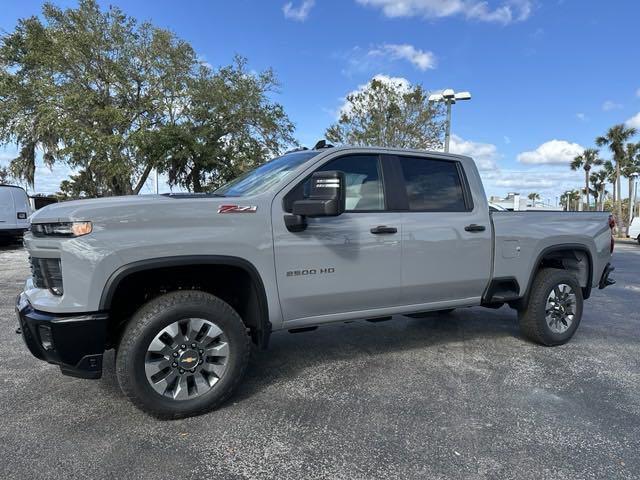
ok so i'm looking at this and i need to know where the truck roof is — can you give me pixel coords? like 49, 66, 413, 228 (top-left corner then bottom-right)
315, 145, 472, 162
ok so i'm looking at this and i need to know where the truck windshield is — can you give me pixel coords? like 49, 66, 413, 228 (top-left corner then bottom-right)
214, 151, 320, 197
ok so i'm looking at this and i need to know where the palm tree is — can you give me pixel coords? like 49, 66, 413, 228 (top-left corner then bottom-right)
590, 170, 608, 211
621, 143, 640, 218
528, 192, 540, 207
570, 148, 603, 210
596, 124, 637, 226
603, 160, 617, 203
560, 189, 581, 211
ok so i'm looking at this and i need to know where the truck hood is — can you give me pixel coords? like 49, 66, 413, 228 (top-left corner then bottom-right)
30, 195, 177, 223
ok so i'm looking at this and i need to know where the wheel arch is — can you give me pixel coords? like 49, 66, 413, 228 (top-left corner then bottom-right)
520, 244, 594, 305
100, 255, 271, 349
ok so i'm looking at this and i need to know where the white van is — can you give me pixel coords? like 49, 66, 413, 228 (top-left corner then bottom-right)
0, 185, 31, 239
629, 217, 640, 244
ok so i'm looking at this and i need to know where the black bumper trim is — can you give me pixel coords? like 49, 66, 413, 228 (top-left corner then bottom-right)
598, 263, 615, 289
16, 294, 108, 379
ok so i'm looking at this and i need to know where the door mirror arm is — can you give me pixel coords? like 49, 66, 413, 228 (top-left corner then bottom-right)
284, 214, 307, 232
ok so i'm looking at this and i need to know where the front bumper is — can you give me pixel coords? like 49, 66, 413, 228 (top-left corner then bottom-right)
15, 293, 108, 379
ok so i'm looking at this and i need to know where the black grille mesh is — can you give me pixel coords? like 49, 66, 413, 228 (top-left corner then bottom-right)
30, 257, 63, 295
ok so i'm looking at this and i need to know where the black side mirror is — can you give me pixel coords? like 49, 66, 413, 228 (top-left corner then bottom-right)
285, 171, 346, 232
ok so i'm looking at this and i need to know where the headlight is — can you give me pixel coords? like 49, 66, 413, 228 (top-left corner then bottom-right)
31, 221, 93, 237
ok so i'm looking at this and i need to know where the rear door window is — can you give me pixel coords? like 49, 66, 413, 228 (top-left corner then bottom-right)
398, 157, 468, 212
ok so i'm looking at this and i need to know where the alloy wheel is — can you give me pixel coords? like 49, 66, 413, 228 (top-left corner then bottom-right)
144, 318, 230, 400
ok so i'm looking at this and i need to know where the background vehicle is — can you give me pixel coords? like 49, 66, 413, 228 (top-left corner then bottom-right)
629, 217, 640, 244
16, 145, 615, 418
0, 185, 31, 241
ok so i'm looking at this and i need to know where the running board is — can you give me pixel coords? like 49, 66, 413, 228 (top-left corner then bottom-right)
288, 326, 318, 334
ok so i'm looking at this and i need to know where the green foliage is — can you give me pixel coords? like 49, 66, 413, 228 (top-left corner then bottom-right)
0, 166, 13, 183
560, 189, 581, 211
570, 148, 603, 210
0, 1, 295, 196
161, 57, 296, 192
590, 170, 608, 211
595, 124, 637, 222
325, 77, 444, 149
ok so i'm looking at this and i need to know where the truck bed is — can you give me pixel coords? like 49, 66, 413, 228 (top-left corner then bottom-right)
490, 211, 612, 298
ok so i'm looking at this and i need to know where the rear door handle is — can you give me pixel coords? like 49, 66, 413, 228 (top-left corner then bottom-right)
464, 224, 486, 232
370, 225, 397, 234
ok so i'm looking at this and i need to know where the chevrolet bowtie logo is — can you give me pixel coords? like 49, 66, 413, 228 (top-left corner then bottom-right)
182, 357, 197, 364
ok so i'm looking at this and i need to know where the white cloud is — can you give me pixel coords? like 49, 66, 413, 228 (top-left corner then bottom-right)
517, 139, 584, 165
576, 112, 587, 121
283, 0, 315, 21
449, 134, 500, 171
626, 112, 640, 129
355, 0, 532, 24
368, 43, 437, 71
340, 44, 436, 76
602, 100, 622, 111
481, 168, 583, 198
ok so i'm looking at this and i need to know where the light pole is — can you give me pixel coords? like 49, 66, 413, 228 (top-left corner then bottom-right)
428, 89, 471, 152
629, 172, 639, 228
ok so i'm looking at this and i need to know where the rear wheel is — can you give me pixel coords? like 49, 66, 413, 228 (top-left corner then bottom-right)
518, 268, 583, 346
116, 290, 250, 419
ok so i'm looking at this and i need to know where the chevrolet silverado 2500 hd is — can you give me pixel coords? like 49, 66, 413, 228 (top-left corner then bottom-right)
16, 145, 616, 418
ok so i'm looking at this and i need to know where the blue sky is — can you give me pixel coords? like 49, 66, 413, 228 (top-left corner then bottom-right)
1, 0, 639, 202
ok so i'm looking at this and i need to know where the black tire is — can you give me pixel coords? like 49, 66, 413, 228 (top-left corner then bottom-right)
518, 268, 583, 346
116, 290, 250, 419
636, 235, 640, 245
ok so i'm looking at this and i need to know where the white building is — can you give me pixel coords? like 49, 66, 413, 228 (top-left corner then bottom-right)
488, 193, 559, 211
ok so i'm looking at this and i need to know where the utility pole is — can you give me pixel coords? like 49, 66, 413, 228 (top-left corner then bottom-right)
428, 89, 471, 153
630, 173, 639, 227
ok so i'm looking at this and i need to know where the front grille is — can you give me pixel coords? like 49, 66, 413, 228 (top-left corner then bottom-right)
30, 257, 63, 295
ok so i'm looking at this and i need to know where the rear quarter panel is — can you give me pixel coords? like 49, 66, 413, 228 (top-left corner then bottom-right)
491, 211, 612, 295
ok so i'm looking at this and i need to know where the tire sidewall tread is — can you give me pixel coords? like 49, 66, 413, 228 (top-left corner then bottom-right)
518, 268, 584, 346
116, 290, 250, 419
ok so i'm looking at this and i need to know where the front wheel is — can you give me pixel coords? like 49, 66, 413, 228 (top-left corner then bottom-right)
518, 268, 583, 346
116, 290, 250, 419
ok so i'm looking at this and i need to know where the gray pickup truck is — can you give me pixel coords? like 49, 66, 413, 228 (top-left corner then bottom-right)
16, 144, 616, 418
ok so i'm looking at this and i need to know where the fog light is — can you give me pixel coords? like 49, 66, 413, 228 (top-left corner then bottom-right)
38, 325, 54, 350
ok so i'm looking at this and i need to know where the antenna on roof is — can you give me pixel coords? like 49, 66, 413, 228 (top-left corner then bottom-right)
313, 140, 334, 150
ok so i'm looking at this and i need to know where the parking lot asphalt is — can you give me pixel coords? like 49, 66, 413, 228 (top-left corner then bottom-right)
0, 240, 638, 480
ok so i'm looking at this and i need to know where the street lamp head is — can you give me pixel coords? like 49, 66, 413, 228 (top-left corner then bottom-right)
428, 93, 444, 102
454, 91, 472, 101
442, 89, 455, 99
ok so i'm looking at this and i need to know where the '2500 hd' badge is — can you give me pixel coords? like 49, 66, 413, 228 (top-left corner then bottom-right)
287, 268, 335, 277
218, 205, 257, 214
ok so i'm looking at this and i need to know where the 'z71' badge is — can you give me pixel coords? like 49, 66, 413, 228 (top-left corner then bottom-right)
217, 205, 258, 214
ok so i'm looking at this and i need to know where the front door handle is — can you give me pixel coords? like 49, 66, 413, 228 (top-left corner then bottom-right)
370, 225, 397, 234
464, 224, 486, 232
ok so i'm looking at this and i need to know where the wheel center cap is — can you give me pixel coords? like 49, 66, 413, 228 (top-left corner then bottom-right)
178, 349, 200, 369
